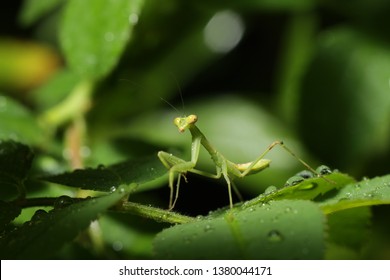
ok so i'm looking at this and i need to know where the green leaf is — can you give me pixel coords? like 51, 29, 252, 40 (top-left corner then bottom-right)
60, 0, 144, 79
19, 0, 65, 26
0, 95, 45, 145
319, 174, 390, 213
0, 201, 21, 232
0, 186, 132, 259
299, 27, 390, 171
99, 214, 156, 258
243, 171, 355, 208
325, 207, 371, 259
33, 69, 80, 110
153, 200, 325, 259
42, 155, 166, 191
0, 140, 34, 195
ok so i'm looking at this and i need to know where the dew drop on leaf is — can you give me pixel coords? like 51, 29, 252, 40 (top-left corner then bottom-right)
267, 230, 284, 243
204, 224, 213, 233
183, 236, 191, 244
264, 185, 277, 194
295, 170, 314, 179
112, 241, 123, 251
316, 165, 332, 175
54, 195, 73, 209
97, 164, 106, 169
285, 176, 305, 187
31, 209, 48, 222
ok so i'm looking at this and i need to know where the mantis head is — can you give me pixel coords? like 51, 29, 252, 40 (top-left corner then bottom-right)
173, 114, 198, 133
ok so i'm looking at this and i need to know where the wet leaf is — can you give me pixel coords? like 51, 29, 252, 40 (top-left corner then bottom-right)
60, 0, 144, 79
243, 171, 355, 208
42, 155, 166, 191
319, 174, 390, 213
154, 200, 325, 259
0, 186, 132, 259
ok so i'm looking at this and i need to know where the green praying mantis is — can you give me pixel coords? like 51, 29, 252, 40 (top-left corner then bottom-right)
158, 113, 326, 210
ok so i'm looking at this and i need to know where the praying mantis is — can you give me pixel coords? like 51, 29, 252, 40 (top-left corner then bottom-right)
158, 114, 323, 210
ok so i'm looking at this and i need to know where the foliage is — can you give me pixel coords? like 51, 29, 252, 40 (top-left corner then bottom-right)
1, 0, 390, 259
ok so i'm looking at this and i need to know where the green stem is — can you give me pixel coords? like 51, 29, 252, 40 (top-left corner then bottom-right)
39, 79, 94, 128
114, 201, 196, 224
12, 196, 195, 224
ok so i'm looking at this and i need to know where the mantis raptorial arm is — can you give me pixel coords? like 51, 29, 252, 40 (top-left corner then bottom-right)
158, 114, 327, 210
158, 129, 222, 209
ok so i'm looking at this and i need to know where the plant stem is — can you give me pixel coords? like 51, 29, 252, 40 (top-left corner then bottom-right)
114, 201, 196, 224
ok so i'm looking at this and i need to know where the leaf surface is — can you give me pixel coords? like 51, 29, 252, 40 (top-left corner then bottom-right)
154, 200, 325, 259
60, 0, 144, 79
0, 186, 132, 259
42, 155, 166, 191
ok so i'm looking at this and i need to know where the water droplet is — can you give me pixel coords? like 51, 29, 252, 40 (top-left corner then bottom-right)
31, 209, 47, 222
80, 146, 91, 158
54, 195, 73, 209
264, 185, 277, 194
285, 176, 305, 187
316, 165, 332, 175
204, 224, 213, 232
129, 13, 139, 24
364, 193, 374, 198
295, 170, 314, 179
183, 236, 191, 244
110, 186, 117, 192
112, 241, 123, 251
97, 164, 106, 169
119, 187, 125, 194
267, 230, 283, 243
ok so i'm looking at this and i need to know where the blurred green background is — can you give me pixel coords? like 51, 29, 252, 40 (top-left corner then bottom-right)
1, 0, 390, 258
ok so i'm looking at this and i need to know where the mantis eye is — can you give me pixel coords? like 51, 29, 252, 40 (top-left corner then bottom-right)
187, 114, 198, 124
173, 117, 181, 127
